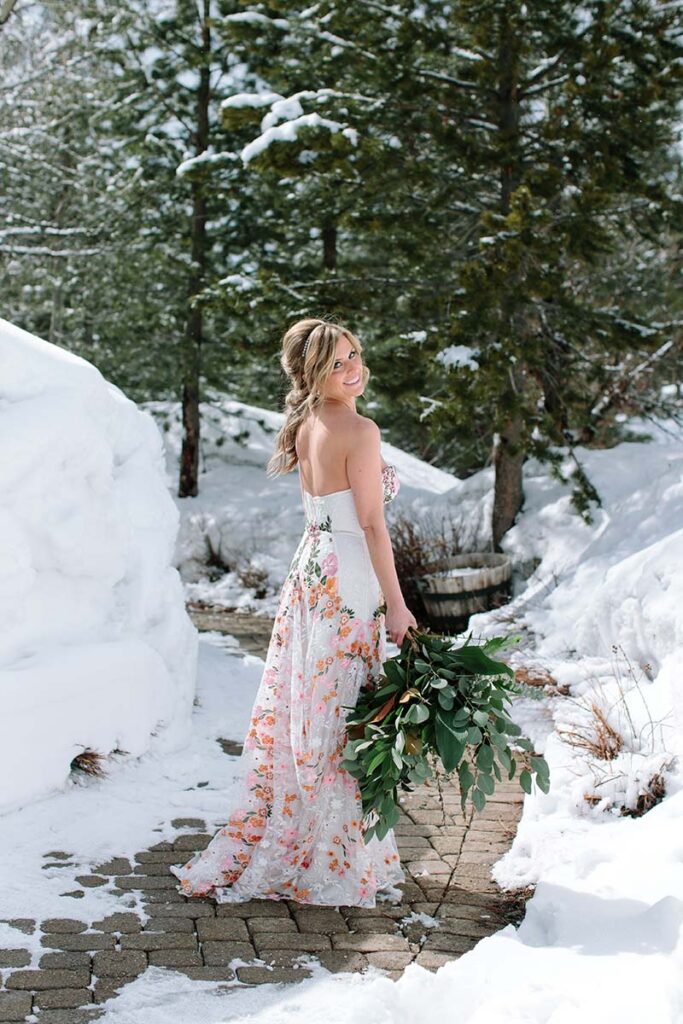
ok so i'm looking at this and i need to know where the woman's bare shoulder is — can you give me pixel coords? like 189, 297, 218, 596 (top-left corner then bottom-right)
349, 412, 380, 439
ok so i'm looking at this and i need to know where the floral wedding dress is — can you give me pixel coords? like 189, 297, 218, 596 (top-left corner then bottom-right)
170, 463, 405, 907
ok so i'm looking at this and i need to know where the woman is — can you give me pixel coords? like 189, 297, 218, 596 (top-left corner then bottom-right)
170, 318, 417, 907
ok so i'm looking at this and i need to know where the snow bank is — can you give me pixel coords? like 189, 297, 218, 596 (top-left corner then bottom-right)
0, 319, 197, 812
457, 423, 683, 1019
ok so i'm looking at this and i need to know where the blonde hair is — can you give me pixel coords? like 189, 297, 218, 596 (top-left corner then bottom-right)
266, 317, 370, 477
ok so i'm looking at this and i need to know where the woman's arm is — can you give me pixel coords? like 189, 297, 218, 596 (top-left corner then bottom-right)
346, 420, 416, 644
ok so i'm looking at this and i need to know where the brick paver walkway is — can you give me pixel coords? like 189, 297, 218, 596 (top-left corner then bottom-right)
0, 611, 529, 1023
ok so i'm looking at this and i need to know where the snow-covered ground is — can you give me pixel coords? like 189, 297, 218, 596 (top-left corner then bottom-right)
0, 632, 257, 944
1, 365, 681, 1021
0, 320, 197, 812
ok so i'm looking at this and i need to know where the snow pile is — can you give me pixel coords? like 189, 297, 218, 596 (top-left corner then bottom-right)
458, 421, 683, 1019
0, 319, 197, 813
144, 393, 457, 615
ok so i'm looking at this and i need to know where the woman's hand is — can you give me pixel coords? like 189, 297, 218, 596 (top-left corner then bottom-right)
385, 601, 418, 647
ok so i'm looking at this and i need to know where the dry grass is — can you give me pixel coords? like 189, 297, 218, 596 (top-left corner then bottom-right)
562, 648, 675, 818
70, 748, 108, 777
583, 767, 669, 817
389, 508, 470, 623
236, 560, 269, 599
514, 664, 569, 696
620, 771, 667, 817
558, 701, 624, 761
204, 532, 233, 579
498, 884, 536, 926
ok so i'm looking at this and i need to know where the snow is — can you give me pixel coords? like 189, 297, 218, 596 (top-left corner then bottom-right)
436, 344, 480, 370
91, 931, 682, 1023
2, 358, 682, 1020
241, 113, 358, 165
220, 91, 284, 111
0, 632, 259, 952
223, 11, 289, 30
0, 319, 197, 812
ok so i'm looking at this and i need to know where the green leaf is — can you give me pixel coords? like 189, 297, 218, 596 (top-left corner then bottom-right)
478, 771, 495, 795
412, 703, 430, 724
496, 745, 512, 771
519, 769, 533, 794
503, 721, 523, 736
391, 747, 403, 770
472, 787, 486, 812
489, 728, 508, 752
458, 761, 474, 792
414, 659, 431, 673
531, 755, 551, 792
438, 690, 455, 711
476, 744, 494, 771
473, 710, 489, 728
467, 725, 483, 745
535, 772, 551, 794
435, 710, 467, 773
380, 792, 396, 817
451, 646, 514, 679
384, 661, 406, 684
481, 635, 519, 657
367, 750, 388, 775
530, 755, 550, 780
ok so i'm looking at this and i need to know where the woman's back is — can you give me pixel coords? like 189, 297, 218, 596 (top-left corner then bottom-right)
295, 406, 360, 497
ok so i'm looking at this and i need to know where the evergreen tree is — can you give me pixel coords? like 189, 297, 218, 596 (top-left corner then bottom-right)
209, 0, 683, 544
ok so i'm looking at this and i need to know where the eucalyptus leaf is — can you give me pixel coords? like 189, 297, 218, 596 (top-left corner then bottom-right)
478, 771, 495, 795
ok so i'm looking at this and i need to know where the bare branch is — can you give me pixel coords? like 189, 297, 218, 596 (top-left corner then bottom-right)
415, 68, 491, 94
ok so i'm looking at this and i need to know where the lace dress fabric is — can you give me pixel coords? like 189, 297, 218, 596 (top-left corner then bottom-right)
170, 463, 405, 907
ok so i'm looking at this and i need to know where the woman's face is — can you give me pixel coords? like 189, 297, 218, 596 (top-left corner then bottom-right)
320, 334, 364, 401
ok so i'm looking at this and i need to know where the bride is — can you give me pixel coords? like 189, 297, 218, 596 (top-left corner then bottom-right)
171, 318, 417, 907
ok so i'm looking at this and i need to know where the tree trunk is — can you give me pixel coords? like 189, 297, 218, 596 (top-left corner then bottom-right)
492, 415, 525, 549
491, 16, 524, 549
322, 220, 337, 270
0, 0, 19, 27
179, 1, 211, 498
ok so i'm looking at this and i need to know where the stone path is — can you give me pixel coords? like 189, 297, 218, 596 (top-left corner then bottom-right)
0, 611, 530, 1023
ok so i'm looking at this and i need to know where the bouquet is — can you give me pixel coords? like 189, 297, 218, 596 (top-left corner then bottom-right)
342, 627, 550, 840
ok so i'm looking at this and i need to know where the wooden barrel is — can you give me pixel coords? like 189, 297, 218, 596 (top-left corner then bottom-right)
415, 553, 512, 630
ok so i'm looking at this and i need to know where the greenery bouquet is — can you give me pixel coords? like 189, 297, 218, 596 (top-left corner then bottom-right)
342, 628, 550, 840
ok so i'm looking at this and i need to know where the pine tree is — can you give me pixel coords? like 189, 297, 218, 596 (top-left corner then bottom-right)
72, 0, 272, 494
207, 0, 683, 543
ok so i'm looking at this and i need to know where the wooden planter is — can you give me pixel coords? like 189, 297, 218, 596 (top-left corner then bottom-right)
415, 553, 512, 631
